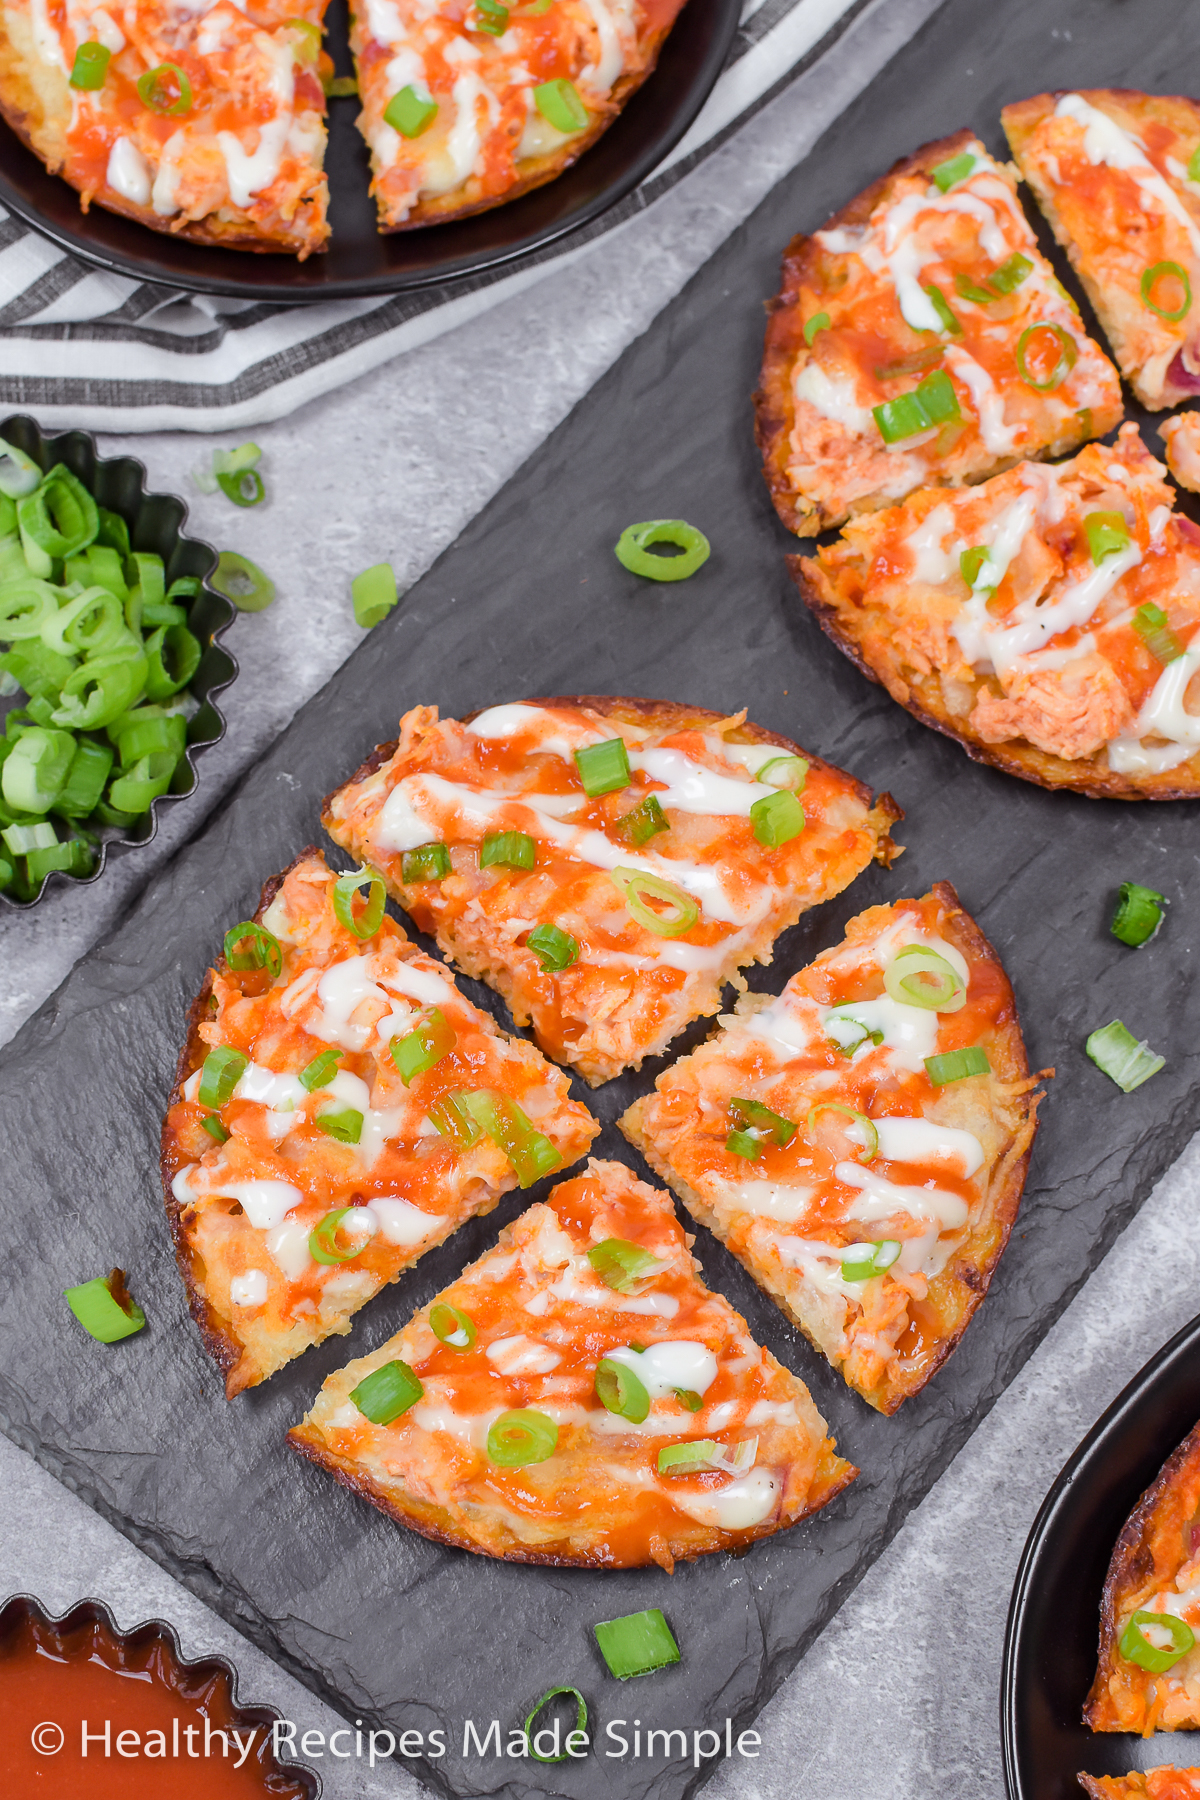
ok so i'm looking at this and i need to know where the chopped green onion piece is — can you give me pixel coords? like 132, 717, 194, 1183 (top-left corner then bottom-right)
0, 438, 41, 499
595, 1357, 650, 1423
138, 62, 192, 113
726, 1128, 761, 1160
925, 1046, 991, 1084
657, 1440, 722, 1475
1084, 510, 1131, 564
472, 0, 508, 28
108, 749, 175, 814
1133, 601, 1183, 664
428, 1089, 483, 1149
883, 946, 966, 1012
931, 151, 975, 192
309, 1206, 372, 1264
391, 1007, 456, 1084
351, 1359, 423, 1424
728, 1095, 796, 1148
51, 651, 148, 730
384, 85, 438, 137
1085, 1019, 1165, 1093
210, 551, 275, 611
756, 754, 807, 791
198, 1044, 247, 1108
487, 1408, 558, 1466
825, 1012, 883, 1056
988, 252, 1033, 295
840, 1239, 902, 1281
461, 1089, 561, 1187
214, 444, 262, 478
574, 735, 630, 796
110, 709, 186, 767
611, 866, 698, 937
874, 372, 959, 442
526, 922, 579, 971
1190, 146, 1200, 183
352, 561, 397, 629
2, 821, 57, 855
1111, 881, 1166, 948
617, 793, 669, 844
401, 840, 451, 882
804, 311, 830, 346
41, 585, 125, 657
333, 863, 386, 938
223, 920, 282, 978
1141, 260, 1192, 322
96, 507, 131, 555
70, 41, 110, 87
285, 17, 320, 62
917, 367, 960, 423
299, 1049, 343, 1090
750, 788, 804, 848
324, 73, 358, 96
1, 726, 74, 812
923, 284, 961, 335
430, 1302, 476, 1351
64, 1269, 145, 1342
953, 271, 997, 305
200, 1114, 229, 1144
587, 1237, 663, 1292
675, 1388, 703, 1412
216, 468, 265, 508
594, 1609, 680, 1680
1119, 1610, 1195, 1672
533, 76, 587, 132
0, 576, 59, 639
143, 623, 201, 701
614, 519, 710, 582
86, 543, 128, 598
25, 838, 88, 884
1016, 322, 1078, 392
315, 1106, 364, 1144
18, 465, 98, 561
480, 830, 536, 870
960, 545, 989, 589
807, 1101, 879, 1163
53, 737, 113, 818
875, 346, 944, 381
524, 1688, 587, 1765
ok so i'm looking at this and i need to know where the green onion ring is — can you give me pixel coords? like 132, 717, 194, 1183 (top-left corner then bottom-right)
351, 1358, 423, 1424
1141, 260, 1192, 322
883, 946, 967, 1012
216, 468, 265, 508
210, 551, 275, 612
1118, 1609, 1195, 1672
137, 62, 193, 114
614, 519, 710, 582
223, 920, 282, 978
1015, 322, 1078, 392
299, 1049, 342, 1090
333, 863, 386, 938
610, 866, 699, 937
523, 1687, 588, 1765
486, 1408, 558, 1467
594, 1357, 651, 1423
309, 1206, 373, 1265
806, 1102, 878, 1163
429, 1302, 476, 1351
198, 1044, 247, 1109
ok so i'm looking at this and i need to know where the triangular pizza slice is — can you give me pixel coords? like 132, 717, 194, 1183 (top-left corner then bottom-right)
162, 849, 598, 1396
288, 1158, 856, 1568
1081, 1777, 1200, 1799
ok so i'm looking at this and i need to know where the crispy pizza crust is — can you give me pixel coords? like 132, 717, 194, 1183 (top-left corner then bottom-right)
1080, 1778, 1200, 1799
1162, 415, 1200, 493
1086, 1420, 1200, 1734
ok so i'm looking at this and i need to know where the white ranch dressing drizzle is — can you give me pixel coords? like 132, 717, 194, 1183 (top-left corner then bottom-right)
874, 1116, 984, 1177
1055, 93, 1200, 261
820, 994, 939, 1074
943, 347, 1021, 455
106, 138, 151, 206
369, 1196, 448, 1244
605, 1341, 719, 1397
314, 956, 388, 1051
577, 0, 629, 93
986, 536, 1141, 675
905, 503, 958, 583
230, 1270, 268, 1306
547, 1260, 679, 1317
485, 1333, 561, 1375
627, 746, 772, 817
792, 362, 873, 436
836, 1161, 969, 1232
265, 1218, 312, 1279
205, 1177, 303, 1230
218, 32, 295, 207
668, 1468, 780, 1531
438, 71, 500, 188
771, 1234, 865, 1300
725, 1181, 815, 1224
740, 990, 815, 1060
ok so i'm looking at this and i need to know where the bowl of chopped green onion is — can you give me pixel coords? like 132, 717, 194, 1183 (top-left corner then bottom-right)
0, 414, 236, 907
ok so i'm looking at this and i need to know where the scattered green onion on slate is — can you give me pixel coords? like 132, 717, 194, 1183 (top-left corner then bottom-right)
300, 1049, 343, 1091
804, 311, 830, 346
1133, 602, 1183, 665
138, 61, 192, 113
595, 1357, 650, 1423
1111, 882, 1166, 948
430, 1302, 476, 1350
617, 793, 669, 845
217, 467, 265, 508
931, 151, 975, 192
70, 41, 110, 88
533, 77, 587, 132
611, 867, 698, 937
594, 1609, 680, 1680
841, 1239, 901, 1282
462, 1089, 561, 1186
351, 1358, 423, 1424
198, 1044, 247, 1108
315, 1105, 364, 1144
480, 830, 536, 871
524, 1688, 587, 1764
210, 550, 275, 611
224, 919, 282, 977
883, 947, 966, 1012
487, 1408, 558, 1466
575, 735, 630, 796
1086, 1020, 1165, 1093
588, 1237, 663, 1292
352, 561, 398, 629
333, 862, 386, 937
309, 1206, 371, 1264
1016, 322, 1077, 392
384, 85, 438, 138
925, 1045, 990, 1084
402, 840, 451, 883
1119, 1610, 1195, 1672
614, 519, 710, 582
526, 921, 579, 971
1141, 260, 1192, 321
1084, 510, 1131, 564
64, 1268, 146, 1342
391, 1007, 456, 1083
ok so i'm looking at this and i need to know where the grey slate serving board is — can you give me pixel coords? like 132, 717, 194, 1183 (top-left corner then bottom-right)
3, 2, 1199, 1797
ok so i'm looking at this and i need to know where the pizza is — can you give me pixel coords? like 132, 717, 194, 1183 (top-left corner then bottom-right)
162, 849, 598, 1397
0, 0, 330, 254
1086, 1419, 1200, 1734
620, 885, 1042, 1413
321, 697, 902, 1086
1080, 1777, 1200, 1799
288, 1157, 856, 1567
1162, 414, 1200, 492
1003, 91, 1200, 410
791, 422, 1200, 798
754, 128, 1123, 537
349, 0, 688, 231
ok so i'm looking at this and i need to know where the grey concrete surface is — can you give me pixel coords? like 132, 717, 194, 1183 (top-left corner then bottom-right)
2, 2, 1196, 1795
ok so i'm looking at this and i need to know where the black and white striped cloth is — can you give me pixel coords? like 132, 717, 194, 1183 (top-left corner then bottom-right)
0, 0, 870, 429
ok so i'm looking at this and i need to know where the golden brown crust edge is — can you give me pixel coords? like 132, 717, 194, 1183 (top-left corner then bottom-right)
787, 555, 1200, 801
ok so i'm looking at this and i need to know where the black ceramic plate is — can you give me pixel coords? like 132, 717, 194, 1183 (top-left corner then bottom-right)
0, 0, 739, 302
1002, 1315, 1200, 1800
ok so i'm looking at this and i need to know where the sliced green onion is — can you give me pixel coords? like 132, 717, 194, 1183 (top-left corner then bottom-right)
401, 841, 451, 882
108, 749, 175, 815
309, 1207, 372, 1264
594, 1609, 680, 1680
750, 788, 804, 848
143, 623, 200, 701
462, 1089, 561, 1187
210, 551, 275, 612
0, 576, 59, 640
1190, 146, 1200, 183
1016, 322, 1078, 392
841, 1239, 902, 1281
874, 391, 927, 443
916, 367, 960, 423
351, 1359, 423, 1424
1, 821, 57, 855
86, 543, 127, 599
70, 41, 111, 87
931, 151, 975, 192
430, 1302, 475, 1351
533, 76, 587, 131
384, 85, 438, 138
1084, 510, 1131, 564
333, 863, 386, 938
1, 727, 74, 812
63, 1269, 145, 1343
324, 74, 358, 97
391, 1007, 456, 1084
807, 1101, 878, 1163
53, 737, 113, 818
726, 1128, 761, 1160
315, 1106, 363, 1144
51, 652, 147, 730
756, 754, 808, 791
1119, 1610, 1195, 1672
216, 468, 265, 508
923, 284, 961, 335
285, 18, 321, 63
1133, 601, 1183, 664
874, 346, 943, 381
587, 1237, 663, 1292
954, 271, 997, 305
1111, 882, 1166, 948
428, 1090, 484, 1150
1086, 1019, 1165, 1092
223, 920, 282, 978
472, 0, 508, 28
595, 1357, 650, 1423
574, 735, 630, 796
2, 641, 74, 700
988, 252, 1033, 295
299, 1048, 343, 1090
960, 545, 990, 589
97, 507, 131, 556
480, 830, 536, 871
675, 1388, 703, 1412
352, 562, 397, 629
804, 311, 830, 346
198, 1044, 247, 1108
0, 438, 41, 499
40, 586, 124, 658
200, 1114, 229, 1144
614, 519, 710, 582
1141, 260, 1191, 322
925, 1046, 991, 1084
825, 1012, 883, 1056
487, 1409, 558, 1466
18, 466, 97, 562
524, 1688, 587, 1765
138, 62, 192, 114
883, 946, 966, 1012
617, 794, 669, 844
657, 1439, 723, 1475
728, 1095, 796, 1148
611, 866, 699, 937
526, 922, 579, 971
